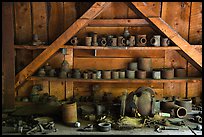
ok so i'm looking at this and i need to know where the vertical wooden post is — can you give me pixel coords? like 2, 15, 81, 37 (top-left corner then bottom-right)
2, 2, 15, 109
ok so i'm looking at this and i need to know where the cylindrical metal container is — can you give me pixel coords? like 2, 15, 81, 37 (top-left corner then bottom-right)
160, 100, 187, 118
62, 102, 78, 125
92, 73, 97, 79
128, 62, 138, 71
174, 68, 186, 78
111, 38, 117, 47
126, 70, 135, 79
92, 33, 98, 46
162, 68, 174, 79
102, 70, 111, 79
83, 72, 89, 79
136, 70, 146, 79
59, 70, 67, 78
138, 57, 152, 72
150, 35, 161, 47
96, 70, 102, 79
111, 70, 119, 79
129, 36, 136, 47
85, 37, 92, 46
70, 36, 78, 46
175, 99, 192, 113
73, 69, 81, 79
119, 70, 126, 79
117, 36, 126, 46
161, 38, 170, 47
136, 35, 147, 47
152, 70, 161, 79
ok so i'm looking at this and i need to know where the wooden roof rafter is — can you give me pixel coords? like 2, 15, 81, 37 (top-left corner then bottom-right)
128, 2, 202, 72
15, 2, 202, 90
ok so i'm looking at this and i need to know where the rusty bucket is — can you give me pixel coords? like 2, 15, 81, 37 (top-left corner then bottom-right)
62, 102, 78, 125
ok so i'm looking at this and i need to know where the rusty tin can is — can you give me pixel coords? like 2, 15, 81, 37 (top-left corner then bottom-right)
138, 57, 152, 72
102, 70, 111, 79
136, 70, 146, 79
85, 37, 92, 46
162, 68, 174, 79
128, 62, 138, 71
174, 68, 186, 78
119, 70, 126, 79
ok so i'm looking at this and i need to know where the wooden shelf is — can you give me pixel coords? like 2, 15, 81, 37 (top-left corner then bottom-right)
28, 76, 202, 83
14, 45, 202, 50
14, 45, 183, 50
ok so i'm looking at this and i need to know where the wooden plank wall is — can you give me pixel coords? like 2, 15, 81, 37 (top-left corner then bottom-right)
13, 2, 202, 102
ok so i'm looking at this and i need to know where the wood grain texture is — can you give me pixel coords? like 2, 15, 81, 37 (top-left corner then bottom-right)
15, 2, 111, 89
189, 2, 202, 45
2, 2, 15, 109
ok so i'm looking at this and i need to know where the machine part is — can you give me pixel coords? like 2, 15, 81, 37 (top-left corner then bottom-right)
92, 33, 98, 46
128, 62, 138, 71
59, 70, 67, 78
26, 126, 39, 135
125, 87, 155, 117
120, 91, 128, 116
138, 57, 152, 72
159, 112, 171, 117
92, 73, 97, 79
195, 115, 202, 124
174, 68, 186, 78
78, 124, 93, 131
111, 70, 119, 79
85, 37, 92, 46
136, 70, 146, 79
61, 60, 69, 72
126, 70, 135, 79
83, 72, 89, 79
107, 35, 114, 46
117, 36, 126, 46
152, 99, 160, 114
96, 70, 102, 79
100, 37, 107, 46
98, 123, 111, 132
102, 70, 111, 79
74, 122, 81, 128
161, 68, 174, 79
175, 98, 192, 112
111, 38, 117, 46
155, 125, 162, 133
150, 35, 161, 47
160, 100, 187, 118
96, 104, 105, 116
136, 35, 147, 47
123, 28, 130, 39
129, 36, 136, 47
70, 36, 78, 46
161, 38, 170, 47
62, 102, 78, 125
119, 70, 126, 79
73, 69, 81, 79
48, 69, 56, 77
152, 70, 161, 79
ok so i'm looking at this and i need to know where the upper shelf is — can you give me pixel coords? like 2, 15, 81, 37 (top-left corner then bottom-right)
14, 45, 202, 50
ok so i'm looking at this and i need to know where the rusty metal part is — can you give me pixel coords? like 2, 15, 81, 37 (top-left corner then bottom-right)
26, 126, 39, 135
150, 35, 161, 47
138, 57, 152, 72
129, 36, 136, 47
126, 70, 135, 79
128, 62, 138, 70
111, 37, 117, 46
92, 73, 97, 79
118, 36, 126, 46
38, 68, 46, 77
96, 70, 102, 79
85, 37, 92, 46
70, 36, 78, 46
136, 70, 146, 79
160, 100, 187, 118
73, 69, 81, 79
102, 70, 111, 79
92, 33, 98, 46
59, 70, 67, 78
120, 91, 128, 116
83, 72, 89, 79
152, 99, 160, 114
174, 68, 186, 78
161, 68, 174, 79
195, 115, 202, 124
175, 98, 192, 112
136, 35, 147, 47
161, 37, 170, 47
100, 37, 107, 46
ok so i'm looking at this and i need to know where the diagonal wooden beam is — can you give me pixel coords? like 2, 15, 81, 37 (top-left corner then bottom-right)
15, 2, 111, 89
129, 2, 202, 71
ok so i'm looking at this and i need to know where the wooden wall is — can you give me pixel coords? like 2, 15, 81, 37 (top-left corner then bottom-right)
13, 2, 202, 102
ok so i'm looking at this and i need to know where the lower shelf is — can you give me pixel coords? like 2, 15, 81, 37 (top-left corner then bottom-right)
28, 76, 202, 83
